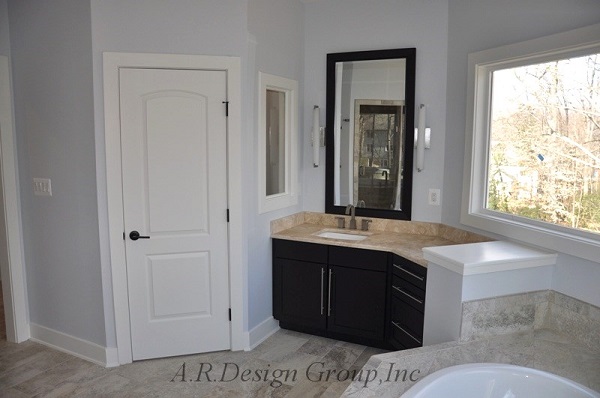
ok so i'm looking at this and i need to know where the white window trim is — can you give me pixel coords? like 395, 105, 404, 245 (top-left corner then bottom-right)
461, 23, 600, 263
258, 72, 298, 213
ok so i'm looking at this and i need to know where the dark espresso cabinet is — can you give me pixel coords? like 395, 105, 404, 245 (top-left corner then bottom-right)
273, 240, 328, 335
388, 254, 427, 349
273, 239, 390, 348
273, 239, 428, 350
327, 246, 388, 342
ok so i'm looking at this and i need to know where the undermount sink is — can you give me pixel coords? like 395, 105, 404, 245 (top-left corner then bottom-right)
316, 231, 368, 241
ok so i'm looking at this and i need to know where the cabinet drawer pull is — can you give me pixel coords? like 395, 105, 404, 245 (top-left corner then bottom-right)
392, 285, 424, 304
393, 264, 424, 281
320, 268, 325, 315
327, 269, 333, 317
391, 321, 422, 344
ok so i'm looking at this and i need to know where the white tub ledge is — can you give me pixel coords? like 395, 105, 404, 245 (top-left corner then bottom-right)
423, 240, 557, 275
422, 240, 557, 346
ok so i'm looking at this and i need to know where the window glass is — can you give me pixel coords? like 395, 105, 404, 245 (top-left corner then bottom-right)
266, 89, 286, 196
258, 72, 298, 214
487, 54, 600, 234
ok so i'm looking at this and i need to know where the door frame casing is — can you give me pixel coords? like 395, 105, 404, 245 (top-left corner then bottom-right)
0, 55, 29, 343
103, 52, 244, 364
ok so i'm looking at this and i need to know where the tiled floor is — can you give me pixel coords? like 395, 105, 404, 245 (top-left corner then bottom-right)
0, 300, 386, 398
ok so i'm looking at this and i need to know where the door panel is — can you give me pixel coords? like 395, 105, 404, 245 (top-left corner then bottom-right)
145, 92, 209, 233
328, 265, 386, 341
120, 68, 229, 360
147, 252, 211, 318
277, 259, 327, 331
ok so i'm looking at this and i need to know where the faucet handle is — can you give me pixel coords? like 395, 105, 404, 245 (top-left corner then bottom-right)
361, 219, 373, 231
335, 216, 346, 229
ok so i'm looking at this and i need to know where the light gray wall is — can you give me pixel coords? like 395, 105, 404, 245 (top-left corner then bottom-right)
91, 0, 304, 335
90, 0, 249, 344
443, 0, 600, 307
0, 0, 9, 286
7, 0, 105, 344
0, 0, 10, 56
553, 254, 600, 307
5, 0, 599, 350
247, 0, 305, 330
302, 0, 449, 222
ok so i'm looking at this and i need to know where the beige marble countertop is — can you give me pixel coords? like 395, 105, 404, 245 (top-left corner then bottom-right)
271, 212, 491, 267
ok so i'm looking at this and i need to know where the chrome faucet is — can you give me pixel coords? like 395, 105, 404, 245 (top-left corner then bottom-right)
345, 204, 357, 230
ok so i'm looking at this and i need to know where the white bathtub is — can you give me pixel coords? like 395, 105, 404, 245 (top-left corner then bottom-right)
401, 363, 599, 398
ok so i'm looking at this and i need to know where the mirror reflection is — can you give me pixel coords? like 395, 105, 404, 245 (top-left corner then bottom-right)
266, 89, 286, 196
353, 100, 404, 209
326, 48, 415, 220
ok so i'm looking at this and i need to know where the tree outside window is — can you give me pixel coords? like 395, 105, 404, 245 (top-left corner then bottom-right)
487, 54, 600, 233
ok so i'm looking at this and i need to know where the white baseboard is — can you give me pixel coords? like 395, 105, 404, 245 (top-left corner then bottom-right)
30, 323, 118, 367
245, 316, 279, 351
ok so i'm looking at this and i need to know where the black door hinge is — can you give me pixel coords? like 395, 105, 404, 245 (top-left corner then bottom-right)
123, 231, 126, 240
228, 308, 232, 321
226, 209, 230, 222
222, 101, 229, 117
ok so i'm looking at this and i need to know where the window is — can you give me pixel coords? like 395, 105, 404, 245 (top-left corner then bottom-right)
462, 23, 600, 262
258, 72, 298, 213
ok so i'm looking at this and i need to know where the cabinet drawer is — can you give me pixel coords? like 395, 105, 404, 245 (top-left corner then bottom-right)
390, 320, 421, 349
273, 239, 328, 263
390, 296, 423, 340
392, 255, 426, 290
329, 246, 388, 271
391, 275, 425, 312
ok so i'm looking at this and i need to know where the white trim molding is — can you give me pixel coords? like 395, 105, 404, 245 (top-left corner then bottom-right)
0, 56, 29, 343
245, 317, 280, 351
30, 323, 118, 367
257, 72, 299, 214
103, 52, 245, 365
461, 23, 600, 263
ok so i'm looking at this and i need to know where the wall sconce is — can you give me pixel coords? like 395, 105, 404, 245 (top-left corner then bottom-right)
414, 104, 430, 172
312, 105, 325, 167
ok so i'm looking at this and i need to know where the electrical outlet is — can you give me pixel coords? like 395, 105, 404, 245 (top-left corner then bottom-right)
428, 188, 440, 206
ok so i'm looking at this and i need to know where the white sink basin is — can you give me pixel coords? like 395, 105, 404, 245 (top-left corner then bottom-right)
315, 231, 368, 241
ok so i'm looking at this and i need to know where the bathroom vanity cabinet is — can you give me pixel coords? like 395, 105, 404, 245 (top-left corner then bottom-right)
389, 254, 427, 349
272, 238, 427, 350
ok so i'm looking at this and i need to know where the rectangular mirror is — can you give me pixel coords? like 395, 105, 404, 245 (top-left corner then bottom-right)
326, 48, 416, 220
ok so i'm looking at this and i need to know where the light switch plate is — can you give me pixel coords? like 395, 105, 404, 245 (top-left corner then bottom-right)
33, 178, 52, 196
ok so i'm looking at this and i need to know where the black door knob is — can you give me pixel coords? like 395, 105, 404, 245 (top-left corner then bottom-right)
129, 231, 150, 241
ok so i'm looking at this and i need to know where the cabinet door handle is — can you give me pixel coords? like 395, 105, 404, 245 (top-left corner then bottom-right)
327, 269, 333, 317
320, 268, 325, 315
392, 285, 424, 304
391, 321, 422, 344
393, 264, 424, 281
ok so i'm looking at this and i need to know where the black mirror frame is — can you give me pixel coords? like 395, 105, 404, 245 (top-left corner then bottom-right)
325, 48, 416, 220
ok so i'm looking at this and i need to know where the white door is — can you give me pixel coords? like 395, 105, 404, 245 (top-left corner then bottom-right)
119, 68, 230, 360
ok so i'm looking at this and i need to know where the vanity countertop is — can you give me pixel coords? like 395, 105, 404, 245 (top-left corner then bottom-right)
271, 212, 491, 267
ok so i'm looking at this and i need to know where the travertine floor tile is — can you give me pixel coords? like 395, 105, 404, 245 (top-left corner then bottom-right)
0, 328, 386, 397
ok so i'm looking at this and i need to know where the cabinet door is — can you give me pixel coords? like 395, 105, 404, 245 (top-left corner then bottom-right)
275, 258, 327, 332
328, 265, 386, 341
